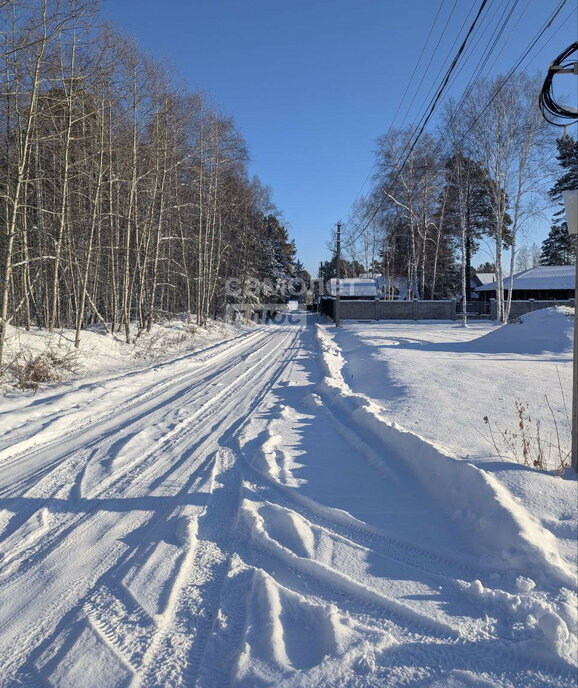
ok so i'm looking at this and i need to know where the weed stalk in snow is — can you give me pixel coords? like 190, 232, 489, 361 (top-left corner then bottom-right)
483, 396, 570, 474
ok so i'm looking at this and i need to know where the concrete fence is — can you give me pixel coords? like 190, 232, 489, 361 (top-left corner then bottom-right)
320, 298, 457, 321
489, 298, 574, 320
319, 297, 574, 322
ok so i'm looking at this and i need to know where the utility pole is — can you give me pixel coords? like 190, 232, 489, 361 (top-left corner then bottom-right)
539, 43, 578, 472
564, 190, 578, 473
562, 196, 578, 472
335, 221, 341, 327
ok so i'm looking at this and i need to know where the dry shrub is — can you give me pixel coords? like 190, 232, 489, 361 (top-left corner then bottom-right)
133, 329, 190, 361
483, 394, 570, 475
9, 347, 81, 391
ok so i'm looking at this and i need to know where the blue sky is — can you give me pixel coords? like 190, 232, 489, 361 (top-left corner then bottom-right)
102, 1, 577, 276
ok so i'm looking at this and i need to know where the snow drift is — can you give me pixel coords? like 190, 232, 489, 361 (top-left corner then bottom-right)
315, 323, 575, 589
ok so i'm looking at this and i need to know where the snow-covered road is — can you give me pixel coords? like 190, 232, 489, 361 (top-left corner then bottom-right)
0, 316, 575, 687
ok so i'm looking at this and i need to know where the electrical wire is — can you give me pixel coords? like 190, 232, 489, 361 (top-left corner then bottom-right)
341, 0, 487, 239
341, 0, 450, 222
391, 0, 449, 131
451, 0, 569, 140
522, 4, 576, 72
445, 0, 521, 100
396, 0, 465, 133
343, 0, 490, 249
342, 0, 502, 242
538, 41, 578, 126
342, 0, 570, 251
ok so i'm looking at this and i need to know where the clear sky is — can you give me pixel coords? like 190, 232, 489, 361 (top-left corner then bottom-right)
102, 0, 577, 276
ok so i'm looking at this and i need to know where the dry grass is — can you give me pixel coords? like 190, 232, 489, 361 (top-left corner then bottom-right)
132, 328, 191, 361
483, 393, 571, 474
5, 347, 82, 392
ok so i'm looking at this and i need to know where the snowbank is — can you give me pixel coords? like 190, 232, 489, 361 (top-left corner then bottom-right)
0, 318, 243, 393
461, 307, 573, 354
314, 324, 575, 589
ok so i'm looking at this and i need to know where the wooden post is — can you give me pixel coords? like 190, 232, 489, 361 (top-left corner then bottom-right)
335, 221, 341, 327
572, 234, 578, 473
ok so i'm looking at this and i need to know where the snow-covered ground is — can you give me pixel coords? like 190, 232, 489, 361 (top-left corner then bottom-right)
0, 318, 242, 392
326, 309, 577, 573
0, 310, 576, 687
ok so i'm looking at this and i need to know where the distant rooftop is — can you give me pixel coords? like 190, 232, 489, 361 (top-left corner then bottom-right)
376, 276, 409, 300
326, 278, 377, 297
476, 265, 575, 292
475, 272, 496, 285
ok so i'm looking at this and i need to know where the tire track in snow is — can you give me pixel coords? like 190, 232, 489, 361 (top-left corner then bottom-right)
241, 437, 487, 584
0, 331, 281, 586
136, 448, 242, 688
0, 328, 278, 555
0, 325, 302, 685
0, 328, 269, 484
228, 327, 577, 685
0, 329, 292, 588
134, 331, 304, 686
3, 320, 572, 687
1, 329, 293, 583
0, 327, 264, 450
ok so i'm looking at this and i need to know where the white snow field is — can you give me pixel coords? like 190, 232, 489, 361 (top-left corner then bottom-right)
0, 310, 576, 687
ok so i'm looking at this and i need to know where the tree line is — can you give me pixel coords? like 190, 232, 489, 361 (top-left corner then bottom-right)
336, 72, 576, 322
0, 0, 297, 365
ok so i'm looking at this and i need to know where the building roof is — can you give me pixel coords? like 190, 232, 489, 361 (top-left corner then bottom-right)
376, 276, 409, 300
475, 272, 496, 285
326, 278, 377, 297
476, 265, 575, 292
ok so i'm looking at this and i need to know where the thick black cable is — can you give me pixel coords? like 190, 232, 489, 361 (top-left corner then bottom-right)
539, 41, 578, 126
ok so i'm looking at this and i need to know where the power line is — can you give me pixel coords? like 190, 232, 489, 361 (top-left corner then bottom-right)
343, 0, 569, 252
396, 0, 465, 133
341, 0, 486, 237
343, 1, 499, 240
435, 0, 524, 150
457, 0, 569, 138
391, 0, 449, 130
342, 0, 499, 234
483, 0, 532, 76
431, 0, 568, 168
446, 0, 521, 98
525, 4, 576, 63
341, 0, 450, 222
343, 0, 490, 249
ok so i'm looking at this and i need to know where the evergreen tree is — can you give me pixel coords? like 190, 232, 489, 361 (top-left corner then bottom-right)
293, 259, 310, 283
541, 135, 578, 265
260, 215, 297, 302
291, 259, 310, 302
261, 215, 295, 278
442, 154, 509, 299
540, 225, 576, 265
318, 257, 364, 281
549, 135, 578, 200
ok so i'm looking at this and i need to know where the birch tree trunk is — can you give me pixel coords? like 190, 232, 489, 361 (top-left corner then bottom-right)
0, 2, 48, 365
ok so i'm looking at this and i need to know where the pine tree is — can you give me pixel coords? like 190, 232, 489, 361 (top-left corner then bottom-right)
318, 257, 364, 280
259, 215, 297, 303
476, 262, 496, 273
541, 135, 578, 265
442, 154, 510, 299
549, 135, 578, 201
540, 225, 576, 265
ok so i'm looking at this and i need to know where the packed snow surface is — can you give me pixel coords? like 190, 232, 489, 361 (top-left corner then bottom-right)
0, 310, 576, 687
